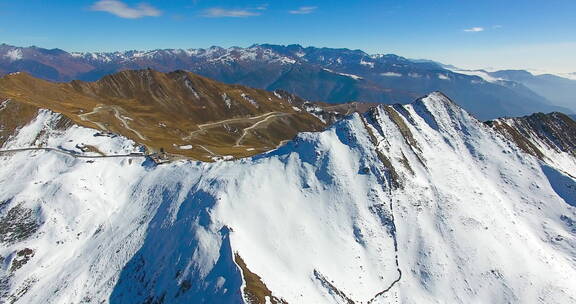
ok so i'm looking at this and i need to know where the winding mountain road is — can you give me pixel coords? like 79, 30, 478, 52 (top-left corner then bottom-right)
185, 111, 292, 143
235, 112, 289, 146
78, 105, 148, 141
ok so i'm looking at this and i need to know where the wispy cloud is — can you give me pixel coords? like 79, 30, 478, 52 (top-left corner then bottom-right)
255, 4, 268, 11
289, 6, 317, 15
463, 27, 484, 33
201, 7, 262, 18
90, 0, 161, 19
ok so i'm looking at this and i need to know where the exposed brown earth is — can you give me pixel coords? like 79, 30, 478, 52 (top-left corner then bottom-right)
234, 254, 287, 304
0, 70, 360, 161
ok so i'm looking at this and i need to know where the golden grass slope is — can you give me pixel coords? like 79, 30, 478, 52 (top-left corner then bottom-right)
0, 70, 328, 161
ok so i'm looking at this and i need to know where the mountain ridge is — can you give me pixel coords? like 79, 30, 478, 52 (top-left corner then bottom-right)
1, 43, 570, 120
1, 91, 575, 303
0, 69, 363, 161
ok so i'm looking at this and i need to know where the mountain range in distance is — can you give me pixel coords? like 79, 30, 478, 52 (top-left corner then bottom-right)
1, 43, 574, 120
448, 67, 576, 113
488, 70, 576, 112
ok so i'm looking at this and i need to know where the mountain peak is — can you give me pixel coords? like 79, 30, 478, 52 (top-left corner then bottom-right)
415, 91, 460, 110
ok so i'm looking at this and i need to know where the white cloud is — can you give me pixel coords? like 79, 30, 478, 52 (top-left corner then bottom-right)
463, 27, 484, 32
289, 6, 317, 15
90, 0, 161, 19
202, 8, 262, 18
255, 4, 268, 11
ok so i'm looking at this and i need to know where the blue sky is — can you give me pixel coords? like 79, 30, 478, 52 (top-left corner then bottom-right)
1, 0, 575, 72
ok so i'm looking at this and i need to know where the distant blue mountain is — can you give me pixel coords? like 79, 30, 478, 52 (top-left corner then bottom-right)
488, 70, 576, 113
0, 43, 571, 120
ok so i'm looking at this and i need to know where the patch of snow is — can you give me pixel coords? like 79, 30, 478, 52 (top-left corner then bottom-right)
240, 93, 259, 108
380, 72, 403, 77
302, 103, 327, 124
0, 99, 10, 111
360, 58, 374, 68
276, 56, 296, 65
183, 49, 201, 56
183, 79, 200, 99
222, 93, 232, 109
179, 145, 193, 150
4, 49, 23, 61
322, 68, 363, 80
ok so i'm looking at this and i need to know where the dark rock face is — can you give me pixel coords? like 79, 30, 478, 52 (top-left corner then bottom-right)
487, 112, 576, 160
511, 112, 576, 159
0, 203, 40, 245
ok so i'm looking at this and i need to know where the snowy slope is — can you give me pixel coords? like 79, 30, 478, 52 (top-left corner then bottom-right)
1, 93, 576, 303
365, 94, 576, 303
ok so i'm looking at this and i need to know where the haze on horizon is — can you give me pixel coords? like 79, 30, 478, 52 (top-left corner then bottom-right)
1, 0, 575, 74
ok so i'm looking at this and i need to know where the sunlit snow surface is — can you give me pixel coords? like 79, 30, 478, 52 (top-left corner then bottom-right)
1, 93, 576, 303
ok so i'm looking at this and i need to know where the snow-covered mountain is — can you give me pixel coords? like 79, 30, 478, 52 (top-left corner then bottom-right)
1, 92, 575, 303
0, 43, 570, 120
